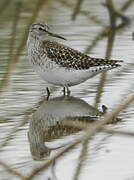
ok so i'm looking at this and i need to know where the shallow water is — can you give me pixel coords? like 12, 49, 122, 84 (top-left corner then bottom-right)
0, 0, 134, 179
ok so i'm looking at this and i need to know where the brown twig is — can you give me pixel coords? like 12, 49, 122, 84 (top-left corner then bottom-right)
93, 0, 117, 108
58, 0, 105, 26
85, 0, 132, 54
121, 0, 134, 11
63, 119, 134, 137
0, 0, 48, 95
0, 160, 26, 180
0, 1, 22, 94
72, 0, 84, 20
73, 138, 89, 180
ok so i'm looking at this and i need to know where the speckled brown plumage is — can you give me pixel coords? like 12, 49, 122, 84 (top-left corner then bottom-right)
44, 40, 122, 70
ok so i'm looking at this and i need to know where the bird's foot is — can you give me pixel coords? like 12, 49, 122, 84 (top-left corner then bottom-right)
101, 105, 108, 114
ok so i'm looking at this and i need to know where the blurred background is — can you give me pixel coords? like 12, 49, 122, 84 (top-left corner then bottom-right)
0, 0, 134, 179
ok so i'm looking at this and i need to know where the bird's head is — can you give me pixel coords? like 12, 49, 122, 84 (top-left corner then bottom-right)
29, 22, 66, 41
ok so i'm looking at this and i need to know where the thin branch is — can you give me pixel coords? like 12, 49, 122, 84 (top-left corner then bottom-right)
26, 137, 84, 180
72, 0, 84, 20
103, 128, 134, 137
93, 0, 120, 108
73, 139, 89, 180
0, 1, 22, 93
0, 0, 48, 94
9, 0, 22, 59
0, 95, 46, 150
63, 120, 134, 137
85, 0, 132, 54
58, 0, 105, 26
84, 29, 107, 54
0, 160, 26, 180
0, 118, 28, 150
121, 0, 134, 11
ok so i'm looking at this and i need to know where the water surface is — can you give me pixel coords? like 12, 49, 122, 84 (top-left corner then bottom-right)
0, 0, 134, 179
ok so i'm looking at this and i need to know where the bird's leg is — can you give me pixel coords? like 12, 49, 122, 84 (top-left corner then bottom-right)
46, 87, 50, 100
63, 87, 66, 96
66, 87, 71, 96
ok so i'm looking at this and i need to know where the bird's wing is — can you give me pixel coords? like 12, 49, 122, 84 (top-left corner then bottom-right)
43, 40, 122, 70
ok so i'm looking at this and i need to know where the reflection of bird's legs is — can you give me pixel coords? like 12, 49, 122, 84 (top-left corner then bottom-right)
63, 87, 71, 96
46, 87, 50, 100
66, 87, 71, 96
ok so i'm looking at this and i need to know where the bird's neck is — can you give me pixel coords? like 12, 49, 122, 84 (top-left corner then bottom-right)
27, 34, 44, 50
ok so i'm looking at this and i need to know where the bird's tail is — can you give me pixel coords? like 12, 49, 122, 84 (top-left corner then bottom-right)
89, 57, 123, 68
87, 57, 123, 75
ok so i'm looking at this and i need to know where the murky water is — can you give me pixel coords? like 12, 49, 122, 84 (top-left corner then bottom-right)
0, 0, 134, 179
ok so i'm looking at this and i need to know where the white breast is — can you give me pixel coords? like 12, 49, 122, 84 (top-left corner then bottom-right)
31, 58, 101, 87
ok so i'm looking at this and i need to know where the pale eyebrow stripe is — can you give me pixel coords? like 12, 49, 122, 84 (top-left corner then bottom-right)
32, 23, 49, 30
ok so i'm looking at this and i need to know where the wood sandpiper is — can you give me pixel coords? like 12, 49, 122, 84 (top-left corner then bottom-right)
27, 22, 122, 96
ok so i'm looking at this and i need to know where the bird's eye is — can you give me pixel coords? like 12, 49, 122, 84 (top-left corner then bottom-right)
38, 27, 44, 31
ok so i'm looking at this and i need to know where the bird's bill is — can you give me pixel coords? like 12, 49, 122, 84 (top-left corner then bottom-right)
47, 31, 67, 41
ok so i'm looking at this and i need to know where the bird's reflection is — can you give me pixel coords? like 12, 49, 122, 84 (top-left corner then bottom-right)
28, 95, 103, 160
